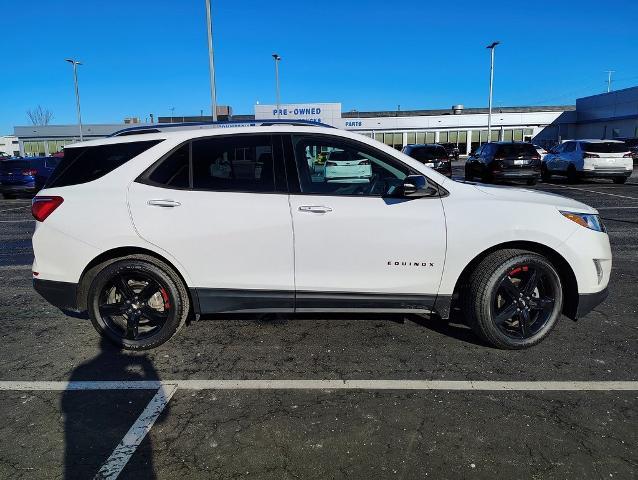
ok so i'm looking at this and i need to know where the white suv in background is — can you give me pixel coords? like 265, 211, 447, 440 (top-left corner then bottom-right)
542, 139, 633, 183
31, 124, 611, 350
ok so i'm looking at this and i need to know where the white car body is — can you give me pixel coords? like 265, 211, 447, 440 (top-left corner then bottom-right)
323, 150, 372, 182
543, 139, 632, 179
31, 125, 611, 341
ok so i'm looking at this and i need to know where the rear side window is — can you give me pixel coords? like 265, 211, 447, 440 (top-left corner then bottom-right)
46, 140, 163, 188
495, 143, 538, 157
191, 135, 275, 192
581, 142, 628, 153
148, 144, 190, 188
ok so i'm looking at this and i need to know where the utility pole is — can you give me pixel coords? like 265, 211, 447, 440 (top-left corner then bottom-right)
486, 41, 500, 143
272, 54, 281, 118
169, 107, 175, 123
65, 59, 83, 141
205, 0, 218, 121
605, 70, 615, 93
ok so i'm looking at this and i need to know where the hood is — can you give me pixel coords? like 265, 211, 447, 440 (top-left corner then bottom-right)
471, 183, 598, 214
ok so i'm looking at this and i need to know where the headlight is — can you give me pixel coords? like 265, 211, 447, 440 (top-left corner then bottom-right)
560, 211, 606, 232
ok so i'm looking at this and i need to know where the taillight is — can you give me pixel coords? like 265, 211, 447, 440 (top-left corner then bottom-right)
357, 160, 371, 166
583, 153, 600, 158
532, 154, 541, 161
22, 168, 38, 176
32, 196, 64, 222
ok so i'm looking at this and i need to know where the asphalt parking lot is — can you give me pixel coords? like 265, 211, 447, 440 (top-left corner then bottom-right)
0, 166, 637, 479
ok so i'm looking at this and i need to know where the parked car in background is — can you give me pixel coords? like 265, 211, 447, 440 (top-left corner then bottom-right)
542, 140, 633, 184
324, 149, 372, 182
439, 142, 460, 160
464, 142, 541, 185
616, 137, 638, 165
0, 152, 12, 160
401, 144, 452, 177
0, 156, 60, 198
534, 144, 548, 161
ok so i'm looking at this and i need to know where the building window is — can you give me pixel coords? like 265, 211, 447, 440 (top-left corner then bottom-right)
374, 133, 383, 143
438, 131, 448, 143
406, 132, 416, 144
503, 130, 513, 141
416, 132, 425, 144
513, 129, 523, 141
425, 132, 435, 143
448, 131, 458, 143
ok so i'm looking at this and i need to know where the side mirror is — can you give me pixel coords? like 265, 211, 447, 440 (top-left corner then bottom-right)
401, 175, 431, 197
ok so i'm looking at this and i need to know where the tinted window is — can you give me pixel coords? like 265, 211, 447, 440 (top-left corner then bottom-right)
581, 142, 628, 153
191, 135, 275, 192
0, 160, 30, 171
46, 140, 162, 188
495, 143, 538, 157
293, 135, 410, 196
44, 158, 60, 169
563, 142, 576, 152
408, 146, 448, 162
148, 144, 190, 188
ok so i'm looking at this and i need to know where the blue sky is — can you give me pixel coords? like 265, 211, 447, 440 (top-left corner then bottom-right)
2, 0, 637, 134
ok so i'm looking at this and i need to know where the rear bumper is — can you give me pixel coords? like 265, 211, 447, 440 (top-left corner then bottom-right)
574, 288, 609, 319
493, 169, 540, 180
580, 169, 632, 178
33, 278, 79, 311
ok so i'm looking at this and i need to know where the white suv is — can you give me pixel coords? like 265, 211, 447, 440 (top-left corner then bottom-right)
31, 124, 611, 350
542, 139, 633, 184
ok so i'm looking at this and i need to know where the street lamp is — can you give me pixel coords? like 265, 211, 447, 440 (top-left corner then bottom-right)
486, 41, 500, 143
204, 0, 217, 121
65, 59, 83, 141
272, 53, 281, 119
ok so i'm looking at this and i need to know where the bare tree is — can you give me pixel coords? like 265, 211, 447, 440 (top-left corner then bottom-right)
26, 105, 54, 125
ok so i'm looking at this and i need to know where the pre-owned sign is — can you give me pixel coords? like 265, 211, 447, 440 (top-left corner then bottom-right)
254, 103, 342, 126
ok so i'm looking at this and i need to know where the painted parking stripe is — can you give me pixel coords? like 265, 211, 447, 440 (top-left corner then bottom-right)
546, 184, 638, 200
0, 265, 32, 270
596, 206, 638, 210
94, 383, 177, 480
0, 380, 637, 391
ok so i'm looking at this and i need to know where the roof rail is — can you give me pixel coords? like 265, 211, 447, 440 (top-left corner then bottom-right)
109, 119, 334, 137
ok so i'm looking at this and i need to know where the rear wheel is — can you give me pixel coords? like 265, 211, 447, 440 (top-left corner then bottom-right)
566, 164, 578, 184
613, 176, 627, 184
464, 164, 473, 181
87, 257, 189, 350
463, 249, 563, 349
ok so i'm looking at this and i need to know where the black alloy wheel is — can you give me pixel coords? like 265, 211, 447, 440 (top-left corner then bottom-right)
491, 264, 557, 340
88, 256, 189, 349
464, 249, 563, 349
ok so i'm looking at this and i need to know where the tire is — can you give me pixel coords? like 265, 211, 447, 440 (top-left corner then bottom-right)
463, 249, 563, 349
464, 164, 473, 181
87, 255, 190, 350
526, 178, 537, 186
566, 164, 578, 184
541, 164, 552, 182
613, 177, 627, 184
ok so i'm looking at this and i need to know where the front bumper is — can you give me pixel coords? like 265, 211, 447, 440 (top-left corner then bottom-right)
575, 288, 609, 319
33, 278, 79, 311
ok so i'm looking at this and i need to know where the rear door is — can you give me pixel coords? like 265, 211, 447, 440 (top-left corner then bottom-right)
286, 134, 447, 311
128, 134, 295, 312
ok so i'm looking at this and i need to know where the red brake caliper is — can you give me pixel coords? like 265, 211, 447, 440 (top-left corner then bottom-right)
160, 288, 171, 310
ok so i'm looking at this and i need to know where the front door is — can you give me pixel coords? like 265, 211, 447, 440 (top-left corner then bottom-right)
128, 134, 295, 312
286, 134, 447, 312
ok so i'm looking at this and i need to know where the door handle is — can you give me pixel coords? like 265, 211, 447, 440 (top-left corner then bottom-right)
298, 205, 333, 214
148, 199, 181, 208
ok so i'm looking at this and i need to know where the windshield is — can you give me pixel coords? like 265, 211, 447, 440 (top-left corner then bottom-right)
410, 147, 448, 161
495, 144, 538, 157
581, 142, 628, 153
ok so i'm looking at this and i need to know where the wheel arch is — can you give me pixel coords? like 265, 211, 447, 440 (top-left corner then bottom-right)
450, 240, 579, 320
75, 246, 196, 313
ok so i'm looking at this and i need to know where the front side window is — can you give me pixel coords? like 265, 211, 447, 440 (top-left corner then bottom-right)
191, 135, 275, 192
293, 135, 410, 196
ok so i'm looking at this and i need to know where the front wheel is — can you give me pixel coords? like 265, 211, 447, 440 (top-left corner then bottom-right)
566, 164, 578, 184
463, 249, 563, 349
87, 256, 190, 350
613, 176, 627, 184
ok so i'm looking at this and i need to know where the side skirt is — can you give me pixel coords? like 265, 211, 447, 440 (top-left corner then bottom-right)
192, 288, 451, 317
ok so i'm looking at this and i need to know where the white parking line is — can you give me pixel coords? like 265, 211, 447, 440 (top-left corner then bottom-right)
1, 380, 637, 391
0, 265, 32, 270
546, 184, 638, 200
94, 383, 177, 480
596, 206, 638, 210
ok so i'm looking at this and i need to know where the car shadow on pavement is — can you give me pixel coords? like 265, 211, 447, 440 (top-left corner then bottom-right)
61, 337, 164, 479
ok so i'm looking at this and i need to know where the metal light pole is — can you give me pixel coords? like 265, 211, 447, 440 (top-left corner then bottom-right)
65, 59, 83, 141
486, 41, 499, 143
272, 54, 281, 118
205, 0, 217, 121
605, 70, 615, 93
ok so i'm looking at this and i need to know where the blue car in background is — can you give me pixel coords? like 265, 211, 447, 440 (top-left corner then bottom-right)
0, 157, 60, 198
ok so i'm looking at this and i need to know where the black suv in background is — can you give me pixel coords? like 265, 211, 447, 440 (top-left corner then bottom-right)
465, 142, 541, 185
439, 142, 460, 160
401, 144, 452, 177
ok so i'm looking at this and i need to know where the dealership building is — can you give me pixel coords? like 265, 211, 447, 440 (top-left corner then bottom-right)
12, 86, 638, 157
